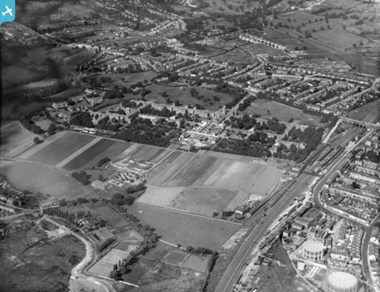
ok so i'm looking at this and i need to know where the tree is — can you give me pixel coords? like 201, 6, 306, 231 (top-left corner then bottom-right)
34, 137, 43, 144
47, 123, 57, 135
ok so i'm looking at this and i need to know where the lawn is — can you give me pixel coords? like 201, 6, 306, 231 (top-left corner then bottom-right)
169, 187, 237, 217
143, 84, 234, 111
166, 155, 218, 187
0, 121, 37, 158
163, 250, 189, 266
129, 203, 241, 250
313, 29, 368, 49
28, 131, 95, 166
182, 255, 210, 273
243, 99, 322, 126
0, 160, 97, 199
0, 227, 85, 292
62, 138, 131, 171
146, 152, 193, 186
142, 153, 283, 217
347, 98, 380, 123
92, 205, 130, 228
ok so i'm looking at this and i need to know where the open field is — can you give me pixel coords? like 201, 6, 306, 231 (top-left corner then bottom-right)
0, 160, 96, 199
0, 226, 85, 292
92, 205, 130, 228
313, 29, 368, 50
28, 132, 95, 166
169, 187, 237, 217
163, 250, 189, 266
182, 255, 209, 273
62, 138, 132, 171
0, 121, 37, 158
129, 203, 241, 249
142, 151, 283, 216
146, 151, 193, 185
347, 99, 380, 123
243, 99, 322, 125
88, 260, 114, 277
166, 155, 218, 187
143, 84, 234, 111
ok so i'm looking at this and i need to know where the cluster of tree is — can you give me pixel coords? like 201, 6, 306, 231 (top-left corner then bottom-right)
122, 100, 139, 108
228, 114, 257, 130
202, 251, 219, 292
266, 117, 286, 134
237, 95, 256, 111
71, 112, 95, 128
98, 237, 116, 253
364, 150, 380, 164
139, 104, 176, 117
20, 117, 45, 135
185, 246, 214, 255
34, 137, 44, 144
71, 171, 91, 185
96, 116, 122, 132
110, 183, 146, 206
44, 206, 107, 231
276, 126, 324, 162
110, 217, 161, 280
215, 139, 272, 158
104, 89, 123, 100
96, 157, 111, 168
115, 117, 179, 147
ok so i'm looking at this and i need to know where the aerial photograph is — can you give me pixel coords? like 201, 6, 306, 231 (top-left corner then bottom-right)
0, 0, 379, 291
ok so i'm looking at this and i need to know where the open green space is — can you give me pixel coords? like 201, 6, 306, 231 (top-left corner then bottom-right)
0, 160, 96, 199
143, 84, 234, 111
129, 203, 240, 250
28, 131, 95, 166
243, 99, 322, 126
347, 98, 380, 123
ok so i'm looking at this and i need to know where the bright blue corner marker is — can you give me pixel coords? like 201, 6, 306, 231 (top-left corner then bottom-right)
0, 0, 15, 26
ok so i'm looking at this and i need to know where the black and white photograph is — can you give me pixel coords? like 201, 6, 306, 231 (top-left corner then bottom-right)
0, 0, 380, 291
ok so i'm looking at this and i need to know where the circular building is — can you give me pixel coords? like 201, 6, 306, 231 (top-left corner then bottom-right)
302, 240, 324, 261
325, 271, 358, 292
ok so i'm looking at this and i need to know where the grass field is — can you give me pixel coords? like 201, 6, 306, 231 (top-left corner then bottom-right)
243, 99, 322, 126
0, 121, 37, 158
0, 160, 96, 199
182, 255, 209, 273
142, 151, 283, 216
0, 227, 84, 292
143, 84, 234, 111
347, 99, 380, 123
163, 250, 189, 266
28, 132, 95, 166
129, 203, 240, 249
313, 29, 368, 50
62, 138, 132, 171
92, 205, 130, 229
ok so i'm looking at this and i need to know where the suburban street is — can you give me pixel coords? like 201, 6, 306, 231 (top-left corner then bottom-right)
216, 126, 375, 292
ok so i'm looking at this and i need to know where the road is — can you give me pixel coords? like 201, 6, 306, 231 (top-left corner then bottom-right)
41, 216, 110, 292
215, 173, 313, 292
362, 213, 380, 291
216, 127, 374, 292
